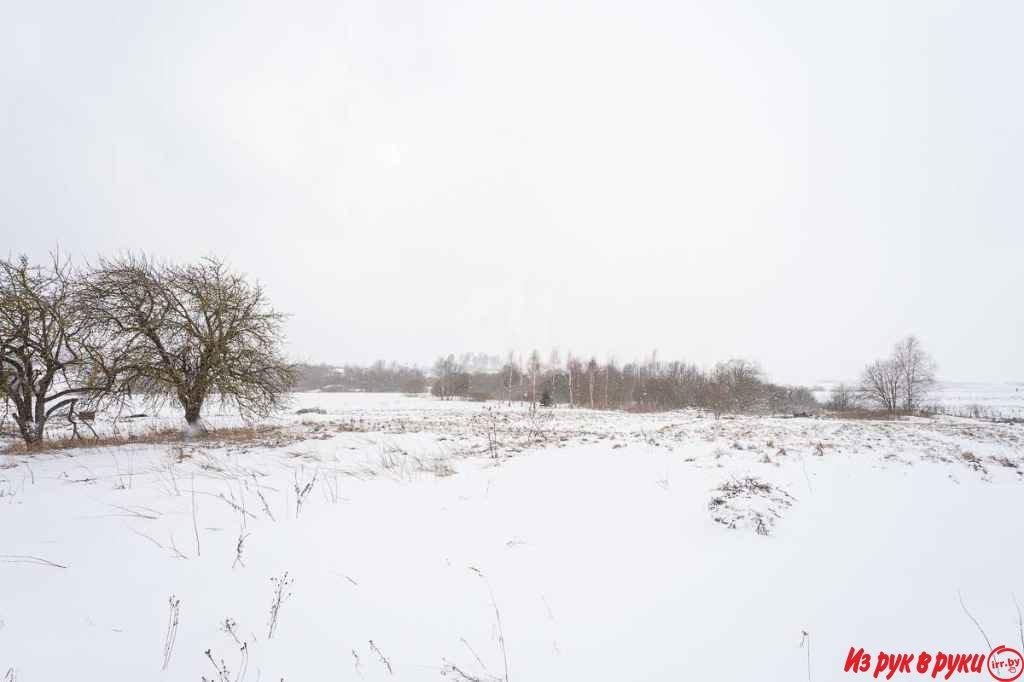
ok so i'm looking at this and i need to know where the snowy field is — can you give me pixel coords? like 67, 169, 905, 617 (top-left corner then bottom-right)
929, 381, 1024, 419
3, 392, 1024, 681
814, 380, 1024, 419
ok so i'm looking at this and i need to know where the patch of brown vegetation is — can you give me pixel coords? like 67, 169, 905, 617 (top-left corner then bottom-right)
3, 424, 292, 455
820, 409, 915, 421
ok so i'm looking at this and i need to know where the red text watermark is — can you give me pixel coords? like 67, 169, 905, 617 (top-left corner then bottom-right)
844, 646, 1022, 681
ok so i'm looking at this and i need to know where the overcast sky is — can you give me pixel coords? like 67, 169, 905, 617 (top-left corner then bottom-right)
3, 0, 1021, 384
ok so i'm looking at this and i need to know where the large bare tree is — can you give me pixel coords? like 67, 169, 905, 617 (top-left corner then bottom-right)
711, 358, 765, 413
0, 255, 122, 444
860, 336, 937, 414
85, 255, 293, 430
860, 358, 902, 412
893, 335, 937, 411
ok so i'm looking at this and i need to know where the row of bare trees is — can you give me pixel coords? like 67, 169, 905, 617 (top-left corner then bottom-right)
431, 351, 818, 416
0, 253, 292, 445
292, 361, 426, 393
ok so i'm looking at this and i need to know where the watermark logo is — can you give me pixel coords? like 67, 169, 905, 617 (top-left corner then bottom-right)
843, 645, 1022, 680
988, 646, 1023, 682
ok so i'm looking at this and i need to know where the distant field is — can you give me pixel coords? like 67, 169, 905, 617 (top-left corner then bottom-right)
814, 380, 1024, 418
5, 381, 1023, 450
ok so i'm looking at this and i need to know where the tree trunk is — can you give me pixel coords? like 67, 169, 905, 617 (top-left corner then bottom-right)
183, 398, 206, 436
14, 408, 41, 445
15, 416, 39, 445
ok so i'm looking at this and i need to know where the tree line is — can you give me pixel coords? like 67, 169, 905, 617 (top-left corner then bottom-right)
294, 339, 937, 419
292, 361, 427, 393
430, 351, 819, 416
0, 253, 292, 445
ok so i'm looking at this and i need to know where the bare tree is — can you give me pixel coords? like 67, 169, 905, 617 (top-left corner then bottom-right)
711, 358, 765, 413
85, 255, 293, 430
432, 354, 464, 400
604, 356, 613, 409
0, 255, 123, 444
893, 335, 937, 412
505, 350, 516, 405
860, 358, 902, 413
826, 383, 859, 410
432, 355, 451, 400
586, 357, 598, 409
528, 349, 542, 410
859, 336, 937, 414
565, 352, 581, 405
547, 347, 561, 370
565, 352, 576, 407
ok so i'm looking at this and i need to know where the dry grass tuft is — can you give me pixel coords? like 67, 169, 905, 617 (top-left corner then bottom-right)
708, 476, 795, 535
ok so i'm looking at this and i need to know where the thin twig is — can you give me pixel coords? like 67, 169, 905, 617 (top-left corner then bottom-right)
799, 630, 811, 681
1014, 593, 1024, 654
221, 618, 242, 646
267, 572, 292, 639
233, 530, 250, 569
162, 595, 180, 670
252, 474, 275, 521
469, 567, 510, 682
126, 526, 166, 551
441, 660, 500, 682
0, 554, 67, 569
369, 640, 393, 676
460, 638, 491, 676
204, 648, 231, 682
107, 503, 159, 520
235, 642, 248, 682
168, 531, 189, 559
192, 474, 201, 557
958, 590, 992, 650
218, 493, 258, 521
352, 649, 363, 677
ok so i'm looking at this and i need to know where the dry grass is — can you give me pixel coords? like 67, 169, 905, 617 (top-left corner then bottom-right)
820, 408, 915, 421
708, 476, 795, 535
2, 425, 290, 455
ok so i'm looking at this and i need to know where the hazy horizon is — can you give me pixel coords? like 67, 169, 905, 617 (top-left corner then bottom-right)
291, 352, 1024, 388
4, 1, 1022, 385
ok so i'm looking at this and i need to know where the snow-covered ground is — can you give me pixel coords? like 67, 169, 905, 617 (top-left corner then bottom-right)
3, 393, 1024, 680
930, 381, 1024, 418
